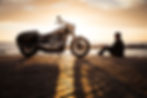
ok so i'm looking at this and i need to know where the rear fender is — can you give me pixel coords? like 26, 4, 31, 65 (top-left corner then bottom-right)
17, 31, 39, 47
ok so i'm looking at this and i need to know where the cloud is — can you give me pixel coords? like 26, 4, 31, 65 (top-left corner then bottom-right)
0, 0, 36, 12
0, 0, 33, 4
82, 0, 147, 9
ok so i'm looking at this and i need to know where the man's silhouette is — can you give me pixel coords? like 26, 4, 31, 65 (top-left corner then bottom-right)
98, 32, 125, 57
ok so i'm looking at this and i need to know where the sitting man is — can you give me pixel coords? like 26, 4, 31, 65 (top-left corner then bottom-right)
98, 32, 125, 57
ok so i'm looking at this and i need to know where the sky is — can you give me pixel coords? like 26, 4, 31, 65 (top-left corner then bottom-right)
0, 0, 147, 44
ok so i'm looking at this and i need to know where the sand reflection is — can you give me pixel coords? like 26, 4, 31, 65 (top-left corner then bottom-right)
55, 55, 75, 98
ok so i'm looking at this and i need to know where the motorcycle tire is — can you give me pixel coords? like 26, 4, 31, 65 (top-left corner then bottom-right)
70, 36, 90, 58
16, 31, 39, 58
18, 45, 38, 58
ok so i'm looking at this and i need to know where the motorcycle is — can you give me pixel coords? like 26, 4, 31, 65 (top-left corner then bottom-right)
16, 25, 90, 58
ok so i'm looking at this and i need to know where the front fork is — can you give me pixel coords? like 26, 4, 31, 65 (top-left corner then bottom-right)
71, 32, 76, 40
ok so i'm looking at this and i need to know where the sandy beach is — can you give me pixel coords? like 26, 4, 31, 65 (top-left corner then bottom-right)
0, 54, 146, 98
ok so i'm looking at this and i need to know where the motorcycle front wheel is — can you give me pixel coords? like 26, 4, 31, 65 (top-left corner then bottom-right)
70, 36, 90, 58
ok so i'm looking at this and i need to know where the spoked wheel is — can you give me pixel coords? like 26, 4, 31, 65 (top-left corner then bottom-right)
70, 36, 90, 58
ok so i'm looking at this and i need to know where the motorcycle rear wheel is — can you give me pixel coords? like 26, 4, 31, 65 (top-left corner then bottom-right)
16, 32, 39, 58
70, 36, 90, 58
19, 45, 37, 58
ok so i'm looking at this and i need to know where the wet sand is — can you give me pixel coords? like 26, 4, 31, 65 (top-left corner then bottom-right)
0, 55, 146, 98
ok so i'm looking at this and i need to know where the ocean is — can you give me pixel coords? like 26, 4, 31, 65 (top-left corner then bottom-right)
1, 46, 147, 58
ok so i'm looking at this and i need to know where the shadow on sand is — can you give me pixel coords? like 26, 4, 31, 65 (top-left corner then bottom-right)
73, 59, 146, 98
0, 58, 59, 98
0, 57, 146, 98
